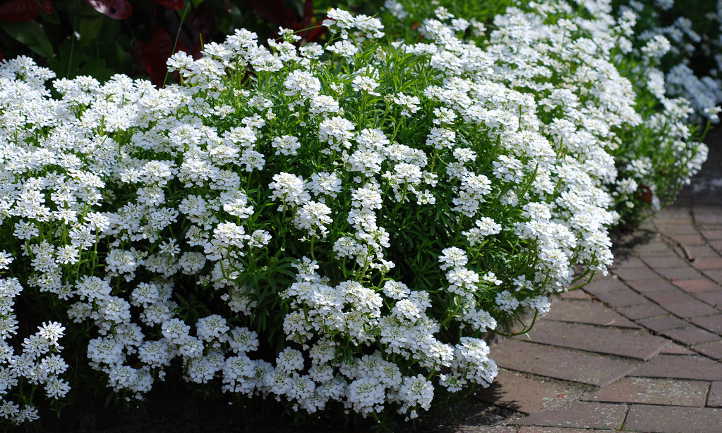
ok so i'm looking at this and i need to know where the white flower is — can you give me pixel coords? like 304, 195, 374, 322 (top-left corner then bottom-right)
0, 252, 13, 270
271, 135, 301, 156
269, 172, 310, 208
283, 70, 321, 99
37, 322, 65, 346
352, 76, 380, 95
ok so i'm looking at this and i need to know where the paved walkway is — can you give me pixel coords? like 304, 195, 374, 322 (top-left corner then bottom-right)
459, 132, 722, 433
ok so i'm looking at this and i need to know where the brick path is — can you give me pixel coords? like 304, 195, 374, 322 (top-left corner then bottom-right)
459, 132, 722, 433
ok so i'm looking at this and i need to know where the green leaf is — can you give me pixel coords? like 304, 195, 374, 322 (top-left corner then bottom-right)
77, 17, 104, 45
1, 21, 55, 60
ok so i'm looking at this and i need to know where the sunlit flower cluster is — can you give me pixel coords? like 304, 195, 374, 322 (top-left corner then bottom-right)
0, 0, 707, 424
615, 0, 722, 123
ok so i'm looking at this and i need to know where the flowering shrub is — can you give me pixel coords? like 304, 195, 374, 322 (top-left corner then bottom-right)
0, 0, 708, 425
613, 0, 722, 122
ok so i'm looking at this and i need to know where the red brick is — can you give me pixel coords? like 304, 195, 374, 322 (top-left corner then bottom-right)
690, 314, 722, 334
695, 291, 722, 307
527, 321, 666, 361
587, 288, 648, 308
614, 257, 646, 269
583, 277, 627, 293
478, 370, 582, 414
624, 405, 722, 433
645, 291, 697, 305
614, 267, 658, 281
685, 246, 719, 257
514, 402, 626, 430
655, 208, 691, 221
711, 240, 722, 251
457, 426, 518, 433
695, 209, 722, 225
662, 300, 719, 318
491, 339, 640, 386
703, 269, 722, 285
545, 300, 638, 328
630, 355, 722, 380
659, 342, 695, 355
656, 267, 704, 280
635, 242, 673, 257
517, 428, 610, 433
709, 382, 722, 407
627, 279, 678, 293
584, 377, 708, 407
670, 234, 705, 246
662, 326, 720, 345
559, 290, 592, 300
642, 256, 690, 269
637, 315, 686, 332
693, 257, 722, 270
673, 278, 720, 293
701, 230, 722, 240
656, 224, 699, 235
694, 340, 722, 360
616, 303, 666, 319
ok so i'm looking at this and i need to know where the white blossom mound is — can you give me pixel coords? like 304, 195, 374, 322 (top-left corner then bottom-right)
0, 0, 707, 424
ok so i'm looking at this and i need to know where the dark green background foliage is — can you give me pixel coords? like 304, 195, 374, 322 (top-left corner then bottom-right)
0, 0, 387, 84
0, 0, 522, 84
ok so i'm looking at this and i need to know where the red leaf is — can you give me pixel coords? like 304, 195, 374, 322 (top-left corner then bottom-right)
638, 184, 653, 204
246, 0, 324, 41
153, 0, 184, 10
85, 0, 132, 20
296, 0, 325, 42
0, 0, 53, 22
188, 4, 215, 42
245, 0, 300, 28
139, 27, 191, 86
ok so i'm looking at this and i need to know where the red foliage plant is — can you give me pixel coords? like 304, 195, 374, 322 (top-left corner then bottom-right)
86, 0, 132, 20
0, 0, 53, 22
0, 0, 323, 86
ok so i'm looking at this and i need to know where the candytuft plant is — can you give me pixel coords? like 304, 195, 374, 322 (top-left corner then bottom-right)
0, 0, 709, 426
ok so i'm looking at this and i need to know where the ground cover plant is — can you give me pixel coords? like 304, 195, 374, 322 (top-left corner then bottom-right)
0, 0, 711, 427
0, 0, 338, 85
612, 0, 722, 122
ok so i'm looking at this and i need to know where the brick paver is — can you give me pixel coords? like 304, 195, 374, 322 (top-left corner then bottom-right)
583, 377, 708, 407
517, 429, 612, 433
674, 278, 720, 293
616, 303, 666, 319
525, 321, 666, 360
661, 326, 720, 345
690, 313, 722, 333
477, 370, 583, 414
708, 382, 722, 407
695, 291, 722, 307
457, 426, 518, 433
627, 278, 678, 293
623, 405, 722, 433
659, 341, 695, 355
630, 355, 722, 380
636, 315, 687, 331
661, 299, 719, 318
514, 402, 626, 430
544, 299, 639, 328
490, 340, 639, 386
693, 340, 722, 360
459, 150, 722, 432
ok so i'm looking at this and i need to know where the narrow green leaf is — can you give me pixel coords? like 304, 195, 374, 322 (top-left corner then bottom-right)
1, 21, 55, 59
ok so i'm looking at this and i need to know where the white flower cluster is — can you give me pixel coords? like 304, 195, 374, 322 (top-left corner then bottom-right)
600, 1, 709, 216
617, 0, 722, 122
0, 0, 707, 423
0, 278, 69, 423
